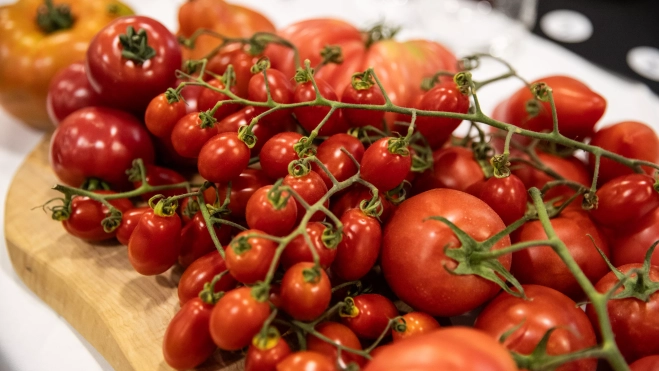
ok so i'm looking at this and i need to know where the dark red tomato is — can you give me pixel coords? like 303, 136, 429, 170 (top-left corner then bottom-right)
170, 112, 218, 159
609, 207, 659, 267
478, 174, 527, 225
513, 151, 590, 201
62, 191, 133, 242
588, 121, 659, 185
245, 336, 292, 371
281, 222, 337, 270
630, 355, 659, 371
493, 76, 606, 141
86, 16, 181, 113
293, 78, 346, 136
412, 146, 484, 195
198, 132, 250, 183
47, 61, 101, 125
283, 170, 329, 223
307, 322, 366, 368
590, 174, 659, 228
225, 229, 278, 284
133, 164, 187, 202
330, 184, 395, 223
391, 312, 440, 343
259, 132, 304, 180
50, 107, 155, 189
177, 77, 203, 113
128, 209, 182, 275
178, 211, 231, 268
162, 297, 215, 370
414, 81, 469, 149
207, 44, 262, 98
512, 211, 610, 300
341, 294, 398, 340
280, 262, 331, 321
209, 286, 271, 350
475, 285, 597, 371
247, 67, 293, 123
586, 264, 659, 363
215, 105, 279, 156
276, 351, 337, 371
382, 189, 511, 317
331, 209, 381, 281
217, 168, 273, 217
360, 137, 411, 192
312, 133, 365, 189
116, 207, 150, 246
144, 92, 187, 138
152, 136, 198, 169
178, 250, 236, 305
245, 185, 298, 237
363, 327, 517, 371
340, 80, 386, 128
196, 78, 240, 121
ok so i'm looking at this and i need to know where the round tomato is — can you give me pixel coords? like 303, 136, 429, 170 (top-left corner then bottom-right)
170, 112, 219, 159
330, 184, 395, 223
331, 209, 381, 281
196, 78, 240, 121
513, 151, 590, 202
281, 222, 337, 270
178, 250, 236, 305
280, 262, 331, 321
340, 76, 386, 128
216, 168, 274, 217
412, 146, 484, 194
630, 356, 659, 371
163, 297, 215, 370
276, 351, 337, 371
144, 92, 187, 138
128, 207, 182, 275
62, 191, 133, 241
391, 312, 440, 342
307, 322, 366, 368
209, 286, 270, 351
225, 229, 278, 284
46, 61, 102, 125
245, 334, 291, 371
311, 133, 365, 189
283, 170, 329, 223
197, 132, 251, 183
412, 80, 470, 149
178, 211, 231, 268
245, 185, 298, 237
293, 77, 345, 136
590, 174, 659, 229
215, 105, 281, 156
341, 294, 398, 340
259, 132, 305, 180
477, 174, 528, 225
360, 137, 411, 192
247, 66, 293, 123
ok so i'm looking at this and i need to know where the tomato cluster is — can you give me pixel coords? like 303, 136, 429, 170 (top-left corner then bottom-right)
42, 7, 659, 371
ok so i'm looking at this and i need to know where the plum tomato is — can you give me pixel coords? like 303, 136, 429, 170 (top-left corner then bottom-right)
128, 207, 182, 276
331, 209, 381, 281
281, 222, 338, 270
360, 137, 411, 192
62, 191, 133, 242
391, 312, 440, 342
340, 294, 398, 340
197, 132, 250, 184
307, 322, 366, 368
178, 250, 236, 305
162, 297, 216, 370
311, 133, 365, 189
209, 286, 271, 350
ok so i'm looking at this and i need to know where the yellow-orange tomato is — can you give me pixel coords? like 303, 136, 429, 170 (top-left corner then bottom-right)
0, 0, 133, 130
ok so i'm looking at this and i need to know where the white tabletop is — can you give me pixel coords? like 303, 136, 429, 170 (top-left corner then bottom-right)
1, 1, 657, 370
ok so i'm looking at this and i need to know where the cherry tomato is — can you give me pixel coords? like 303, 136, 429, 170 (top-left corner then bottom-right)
412, 146, 485, 194
360, 137, 411, 191
276, 351, 337, 371
477, 174, 527, 225
47, 61, 101, 125
162, 297, 215, 370
178, 250, 236, 305
62, 191, 133, 241
128, 208, 182, 275
475, 285, 597, 371
590, 174, 659, 229
245, 335, 292, 371
281, 222, 337, 270
414, 81, 470, 149
280, 262, 331, 321
382, 189, 511, 316
245, 185, 297, 237
170, 112, 218, 159
341, 294, 398, 340
247, 66, 293, 123
340, 79, 386, 128
50, 107, 155, 189
215, 105, 279, 155
312, 133, 365, 189
196, 78, 240, 120
144, 92, 187, 138
293, 77, 346, 136
116, 206, 149, 246
178, 211, 231, 268
209, 286, 270, 350
391, 312, 440, 342
609, 206, 659, 267
198, 132, 250, 183
206, 44, 263, 98
307, 322, 366, 368
216, 168, 273, 217
330, 184, 395, 223
513, 151, 590, 202
283, 170, 329, 223
630, 355, 659, 371
132, 164, 187, 202
86, 16, 181, 113
226, 229, 278, 284
588, 121, 659, 185
259, 132, 305, 180
331, 209, 381, 281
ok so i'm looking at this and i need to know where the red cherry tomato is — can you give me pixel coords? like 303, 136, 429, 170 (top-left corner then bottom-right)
609, 207, 659, 267
178, 211, 231, 268
360, 137, 411, 191
116, 206, 150, 246
341, 294, 398, 340
245, 335, 292, 371
293, 77, 346, 136
170, 112, 218, 159
590, 174, 659, 229
280, 262, 331, 321
162, 297, 216, 370
62, 191, 133, 242
259, 132, 304, 180
209, 286, 271, 350
196, 78, 240, 120
215, 105, 280, 156
513, 151, 590, 201
630, 356, 659, 371
225, 229, 278, 284
307, 322, 366, 368
247, 66, 293, 123
216, 168, 273, 217
144, 93, 187, 138
414, 80, 470, 149
198, 132, 250, 183
207, 44, 262, 98
283, 170, 329, 223
312, 133, 365, 189
276, 351, 337, 371
331, 209, 381, 281
132, 164, 187, 202
128, 208, 182, 275
86, 16, 181, 113
477, 174, 527, 225
245, 185, 298, 237
412, 146, 485, 194
281, 222, 337, 270
47, 61, 101, 125
178, 250, 236, 305
391, 312, 440, 342
340, 79, 386, 128
330, 184, 395, 223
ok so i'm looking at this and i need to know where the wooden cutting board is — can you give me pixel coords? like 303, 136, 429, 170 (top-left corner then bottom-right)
5, 137, 244, 371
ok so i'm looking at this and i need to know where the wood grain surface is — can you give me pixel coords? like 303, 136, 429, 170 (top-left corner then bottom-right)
5, 137, 244, 371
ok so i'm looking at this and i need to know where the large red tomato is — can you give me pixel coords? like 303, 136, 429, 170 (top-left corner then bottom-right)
381, 188, 511, 317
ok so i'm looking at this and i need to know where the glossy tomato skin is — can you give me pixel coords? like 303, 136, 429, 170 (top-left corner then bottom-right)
588, 121, 659, 185
133, 164, 187, 202
245, 185, 298, 237
412, 146, 484, 194
609, 207, 659, 266
513, 151, 590, 201
312, 133, 365, 189
178, 211, 231, 268
198, 132, 250, 183
162, 297, 216, 370
280, 262, 332, 321
86, 16, 181, 113
512, 211, 610, 300
209, 287, 270, 351
414, 81, 470, 149
586, 264, 659, 363
340, 82, 386, 128
50, 107, 155, 189
247, 67, 293, 123
360, 137, 411, 192
171, 112, 218, 159
382, 189, 511, 317
341, 294, 398, 340
331, 209, 381, 281
590, 174, 659, 229
245, 337, 292, 371
116, 206, 150, 246
330, 184, 395, 223
307, 322, 366, 368
475, 285, 597, 371
363, 327, 517, 371
276, 351, 337, 371
128, 209, 182, 275
178, 250, 236, 305
391, 312, 440, 342
215, 105, 278, 155
47, 61, 102, 125
62, 191, 133, 241
196, 78, 240, 120
293, 78, 345, 136
630, 355, 659, 371
217, 168, 274, 217
206, 44, 263, 98
144, 93, 187, 138
281, 222, 337, 270
283, 171, 329, 223
225, 229, 278, 284
478, 174, 528, 225
259, 132, 304, 180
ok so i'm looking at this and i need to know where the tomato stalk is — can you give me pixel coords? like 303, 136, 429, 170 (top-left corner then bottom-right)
36, 0, 74, 34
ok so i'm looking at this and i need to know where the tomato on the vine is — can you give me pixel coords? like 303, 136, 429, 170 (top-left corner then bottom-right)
245, 185, 297, 237
283, 170, 329, 223
281, 222, 337, 270
62, 191, 132, 242
128, 206, 182, 276
178, 250, 236, 305
247, 65, 293, 123
209, 286, 270, 351
245, 332, 291, 371
307, 322, 366, 368
132, 164, 187, 202
331, 209, 381, 281
215, 105, 280, 155
391, 312, 440, 342
609, 206, 659, 267
312, 133, 365, 189
340, 76, 386, 128
216, 168, 273, 217
477, 174, 527, 225
259, 132, 305, 180
196, 78, 240, 121
276, 351, 337, 371
341, 294, 398, 340
225, 229, 278, 284
116, 206, 149, 246
280, 262, 331, 321
360, 137, 411, 192
293, 77, 346, 136
162, 297, 216, 370
197, 132, 251, 183
170, 112, 219, 159
178, 211, 231, 268
590, 174, 659, 229
144, 92, 187, 139
412, 146, 485, 194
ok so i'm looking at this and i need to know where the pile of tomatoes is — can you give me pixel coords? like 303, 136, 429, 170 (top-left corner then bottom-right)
39, 3, 659, 371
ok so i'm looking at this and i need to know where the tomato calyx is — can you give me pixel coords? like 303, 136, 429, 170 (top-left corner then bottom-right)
581, 190, 598, 211
531, 82, 551, 102
392, 317, 407, 333
164, 88, 182, 104
420, 71, 455, 91
252, 326, 282, 351
386, 137, 410, 157
364, 24, 400, 48
230, 235, 252, 255
267, 180, 292, 211
598, 241, 659, 302
410, 145, 433, 173
294, 67, 314, 84
288, 158, 312, 178
198, 110, 217, 129
653, 173, 659, 193
319, 45, 343, 67
320, 223, 342, 249
359, 196, 384, 218
293, 137, 317, 158
149, 195, 178, 217
119, 26, 157, 64
384, 182, 407, 206
80, 178, 111, 191
351, 71, 376, 91
251, 282, 271, 303
36, 0, 74, 34
490, 154, 511, 178
508, 327, 573, 370
250, 57, 271, 74
302, 265, 323, 284
338, 297, 359, 318
198, 271, 228, 304
42, 196, 72, 221
237, 125, 258, 149
453, 72, 474, 96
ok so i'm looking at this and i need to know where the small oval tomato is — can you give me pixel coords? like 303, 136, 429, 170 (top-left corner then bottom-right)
215, 105, 279, 155
293, 77, 345, 136
341, 294, 398, 340
247, 66, 293, 123
513, 151, 590, 202
280, 262, 331, 321
330, 184, 395, 223
47, 61, 102, 125
196, 78, 240, 121
283, 170, 329, 223
412, 146, 484, 194
62, 191, 133, 241
116, 206, 150, 246
216, 168, 274, 217
609, 207, 659, 266
209, 287, 270, 351
178, 250, 236, 305
206, 44, 263, 98
630, 356, 659, 371
144, 92, 187, 138
245, 185, 298, 237
590, 174, 659, 229
132, 164, 187, 202
128, 208, 182, 275
340, 78, 386, 128
276, 351, 337, 371
170, 112, 218, 159
307, 322, 366, 368
475, 285, 597, 371
225, 229, 278, 284
312, 133, 365, 189
163, 297, 216, 370
259, 132, 305, 180
197, 132, 250, 183
245, 335, 292, 371
331, 209, 381, 281
281, 222, 337, 270
178, 211, 231, 268
477, 174, 527, 225
413, 80, 470, 149
391, 312, 440, 342
360, 137, 411, 192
